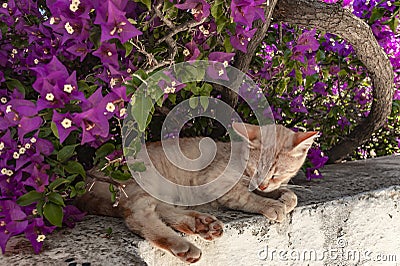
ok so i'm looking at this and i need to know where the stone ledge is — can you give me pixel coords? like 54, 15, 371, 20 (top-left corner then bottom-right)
1, 155, 400, 265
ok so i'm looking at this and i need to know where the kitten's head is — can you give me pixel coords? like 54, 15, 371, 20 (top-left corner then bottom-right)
232, 122, 318, 192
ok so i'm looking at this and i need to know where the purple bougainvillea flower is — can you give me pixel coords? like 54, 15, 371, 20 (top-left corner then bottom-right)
175, 0, 210, 22
52, 111, 78, 143
207, 52, 235, 80
62, 205, 86, 228
307, 147, 329, 169
306, 168, 323, 180
230, 26, 257, 53
94, 0, 142, 43
295, 29, 320, 54
66, 41, 91, 62
313, 82, 328, 96
338, 116, 351, 129
0, 201, 29, 253
24, 218, 56, 254
184, 41, 201, 61
22, 164, 49, 193
394, 89, 400, 100
230, 0, 265, 27
158, 71, 186, 100
290, 95, 308, 113
93, 42, 119, 68
73, 89, 110, 144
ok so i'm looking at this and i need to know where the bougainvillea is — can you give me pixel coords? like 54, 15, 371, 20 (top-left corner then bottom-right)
0, 0, 399, 253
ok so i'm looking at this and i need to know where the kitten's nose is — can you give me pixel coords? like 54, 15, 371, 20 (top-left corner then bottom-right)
258, 183, 268, 191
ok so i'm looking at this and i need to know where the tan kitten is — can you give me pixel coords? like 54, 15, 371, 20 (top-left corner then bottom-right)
76, 123, 318, 263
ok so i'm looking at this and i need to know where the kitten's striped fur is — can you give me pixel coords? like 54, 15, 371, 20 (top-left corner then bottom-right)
77, 123, 318, 263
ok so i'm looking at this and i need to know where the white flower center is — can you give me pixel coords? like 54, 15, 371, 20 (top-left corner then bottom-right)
49, 17, 56, 25
106, 102, 116, 112
30, 137, 37, 143
36, 234, 46, 242
119, 108, 126, 117
183, 49, 190, 56
0, 142, 4, 150
34, 59, 39, 64
223, 61, 228, 67
2, 3, 7, 8
46, 93, 55, 101
5, 105, 12, 113
6, 170, 13, 176
1, 168, 7, 175
19, 147, 26, 154
107, 51, 112, 56
25, 143, 31, 149
65, 22, 74, 34
0, 97, 7, 104
69, 3, 79, 12
61, 118, 72, 129
218, 69, 224, 76
63, 84, 74, 93
13, 152, 19, 159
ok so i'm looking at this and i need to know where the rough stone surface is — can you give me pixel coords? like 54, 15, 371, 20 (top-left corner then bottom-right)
1, 155, 400, 265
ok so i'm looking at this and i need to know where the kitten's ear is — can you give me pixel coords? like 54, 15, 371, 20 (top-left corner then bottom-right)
291, 131, 319, 156
232, 122, 261, 147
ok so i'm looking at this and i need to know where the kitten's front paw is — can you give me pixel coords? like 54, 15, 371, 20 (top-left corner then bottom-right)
278, 189, 297, 213
262, 201, 286, 222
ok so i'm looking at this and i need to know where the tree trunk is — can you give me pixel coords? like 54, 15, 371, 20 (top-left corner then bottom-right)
220, 0, 279, 107
272, 0, 394, 163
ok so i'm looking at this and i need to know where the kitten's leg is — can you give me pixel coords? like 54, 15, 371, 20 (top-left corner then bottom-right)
255, 188, 298, 213
217, 184, 288, 222
122, 197, 202, 263
155, 203, 223, 240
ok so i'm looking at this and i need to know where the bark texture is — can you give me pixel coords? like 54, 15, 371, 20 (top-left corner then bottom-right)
219, 0, 278, 107
272, 0, 394, 163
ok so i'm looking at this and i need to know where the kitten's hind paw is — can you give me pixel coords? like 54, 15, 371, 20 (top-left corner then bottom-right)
173, 242, 202, 263
154, 238, 202, 264
194, 214, 224, 241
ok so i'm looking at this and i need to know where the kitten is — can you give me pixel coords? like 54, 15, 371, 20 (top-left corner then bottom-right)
76, 123, 318, 263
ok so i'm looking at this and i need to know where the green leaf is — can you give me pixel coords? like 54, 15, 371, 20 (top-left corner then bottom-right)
224, 37, 233, 53
43, 202, 63, 227
131, 161, 146, 172
131, 92, 153, 132
57, 144, 78, 162
189, 97, 198, 109
123, 42, 134, 57
6, 79, 25, 97
70, 187, 77, 198
134, 0, 151, 10
48, 178, 70, 190
64, 161, 86, 178
75, 181, 86, 195
389, 17, 399, 33
369, 7, 386, 23
47, 192, 65, 207
17, 191, 43, 206
200, 96, 209, 110
36, 199, 44, 216
95, 143, 115, 160
51, 122, 59, 139
111, 170, 132, 181
200, 83, 213, 95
